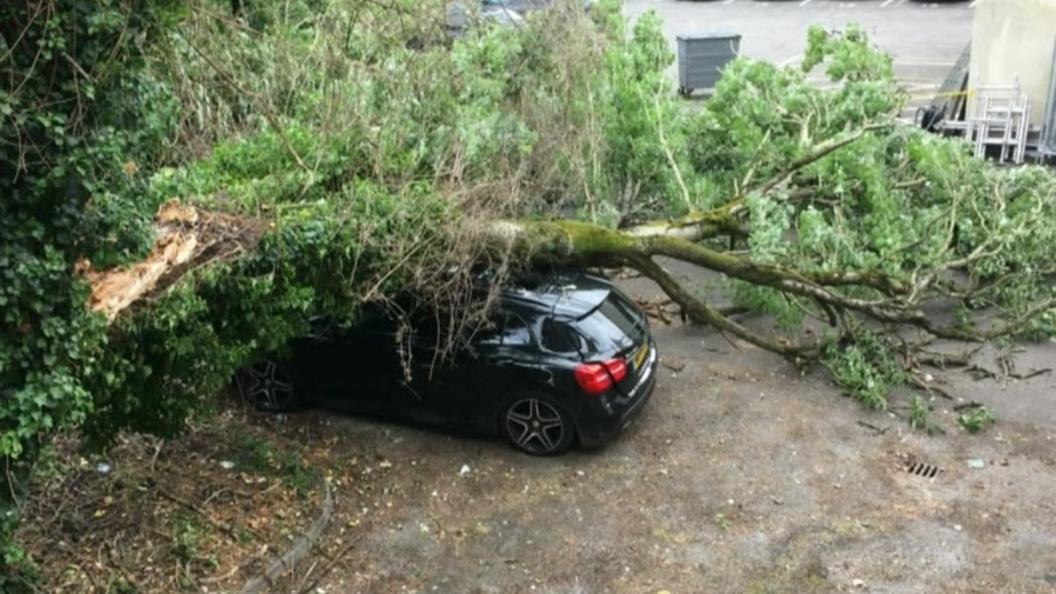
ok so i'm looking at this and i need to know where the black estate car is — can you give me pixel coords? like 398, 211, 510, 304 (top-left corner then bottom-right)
236, 270, 657, 455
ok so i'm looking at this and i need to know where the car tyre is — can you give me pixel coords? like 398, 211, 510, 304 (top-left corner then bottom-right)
501, 394, 575, 456
236, 360, 298, 412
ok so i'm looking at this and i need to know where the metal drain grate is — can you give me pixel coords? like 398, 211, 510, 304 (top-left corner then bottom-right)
906, 462, 940, 478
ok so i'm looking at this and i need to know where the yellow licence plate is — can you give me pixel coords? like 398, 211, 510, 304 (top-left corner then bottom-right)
633, 342, 649, 370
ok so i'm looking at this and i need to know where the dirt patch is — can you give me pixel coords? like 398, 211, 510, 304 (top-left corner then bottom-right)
16, 408, 341, 593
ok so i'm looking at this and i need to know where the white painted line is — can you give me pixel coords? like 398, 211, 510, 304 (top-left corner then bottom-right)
722, 0, 736, 4
880, 0, 896, 7
894, 61, 957, 67
897, 0, 908, 5
969, 0, 977, 6
798, 0, 813, 6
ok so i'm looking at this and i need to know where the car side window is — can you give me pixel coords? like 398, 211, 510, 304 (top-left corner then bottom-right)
540, 318, 583, 354
475, 311, 533, 347
502, 312, 532, 346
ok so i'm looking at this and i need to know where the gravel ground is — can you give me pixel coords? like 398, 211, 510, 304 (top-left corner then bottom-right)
310, 271, 1056, 594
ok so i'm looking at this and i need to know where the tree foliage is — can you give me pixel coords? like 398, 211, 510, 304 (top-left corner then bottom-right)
2, 0, 1055, 582
0, 1, 186, 579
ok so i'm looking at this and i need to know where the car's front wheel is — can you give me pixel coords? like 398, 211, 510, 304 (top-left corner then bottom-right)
236, 360, 297, 412
501, 395, 575, 456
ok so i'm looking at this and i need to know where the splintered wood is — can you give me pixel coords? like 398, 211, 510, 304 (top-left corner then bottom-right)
82, 200, 264, 322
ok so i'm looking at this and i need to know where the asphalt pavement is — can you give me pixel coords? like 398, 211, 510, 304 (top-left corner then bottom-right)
624, 0, 973, 107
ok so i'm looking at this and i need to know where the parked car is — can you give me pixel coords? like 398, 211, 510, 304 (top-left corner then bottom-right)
236, 270, 658, 455
444, 0, 595, 39
446, 0, 524, 38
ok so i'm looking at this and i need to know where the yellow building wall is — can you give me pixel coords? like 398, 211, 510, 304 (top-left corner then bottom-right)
971, 0, 1056, 126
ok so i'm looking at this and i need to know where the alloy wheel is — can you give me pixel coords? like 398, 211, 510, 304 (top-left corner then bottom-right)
238, 360, 294, 411
505, 398, 567, 455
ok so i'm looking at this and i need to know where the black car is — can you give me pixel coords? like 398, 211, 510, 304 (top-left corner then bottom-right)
236, 271, 657, 455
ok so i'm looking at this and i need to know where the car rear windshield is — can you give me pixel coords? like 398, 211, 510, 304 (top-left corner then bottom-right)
572, 292, 644, 355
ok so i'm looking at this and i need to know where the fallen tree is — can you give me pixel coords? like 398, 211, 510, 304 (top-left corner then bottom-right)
3, 0, 1055, 584
92, 109, 1056, 415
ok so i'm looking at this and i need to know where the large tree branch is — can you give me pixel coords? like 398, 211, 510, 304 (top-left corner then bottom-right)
621, 203, 746, 242
492, 218, 1052, 352
617, 123, 890, 245
88, 201, 1054, 370
626, 253, 830, 360
82, 201, 264, 322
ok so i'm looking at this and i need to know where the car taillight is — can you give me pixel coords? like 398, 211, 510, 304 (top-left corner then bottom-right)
574, 357, 627, 396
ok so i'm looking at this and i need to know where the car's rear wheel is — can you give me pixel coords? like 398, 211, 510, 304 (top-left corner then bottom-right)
501, 395, 575, 456
236, 360, 297, 412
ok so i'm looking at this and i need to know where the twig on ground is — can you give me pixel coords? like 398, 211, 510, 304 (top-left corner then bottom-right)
965, 363, 1050, 382
908, 373, 954, 400
966, 364, 998, 381
856, 420, 889, 434
156, 488, 263, 542
201, 564, 244, 584
149, 437, 164, 472
105, 539, 141, 591
295, 536, 362, 594
916, 345, 982, 369
1012, 368, 1052, 380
